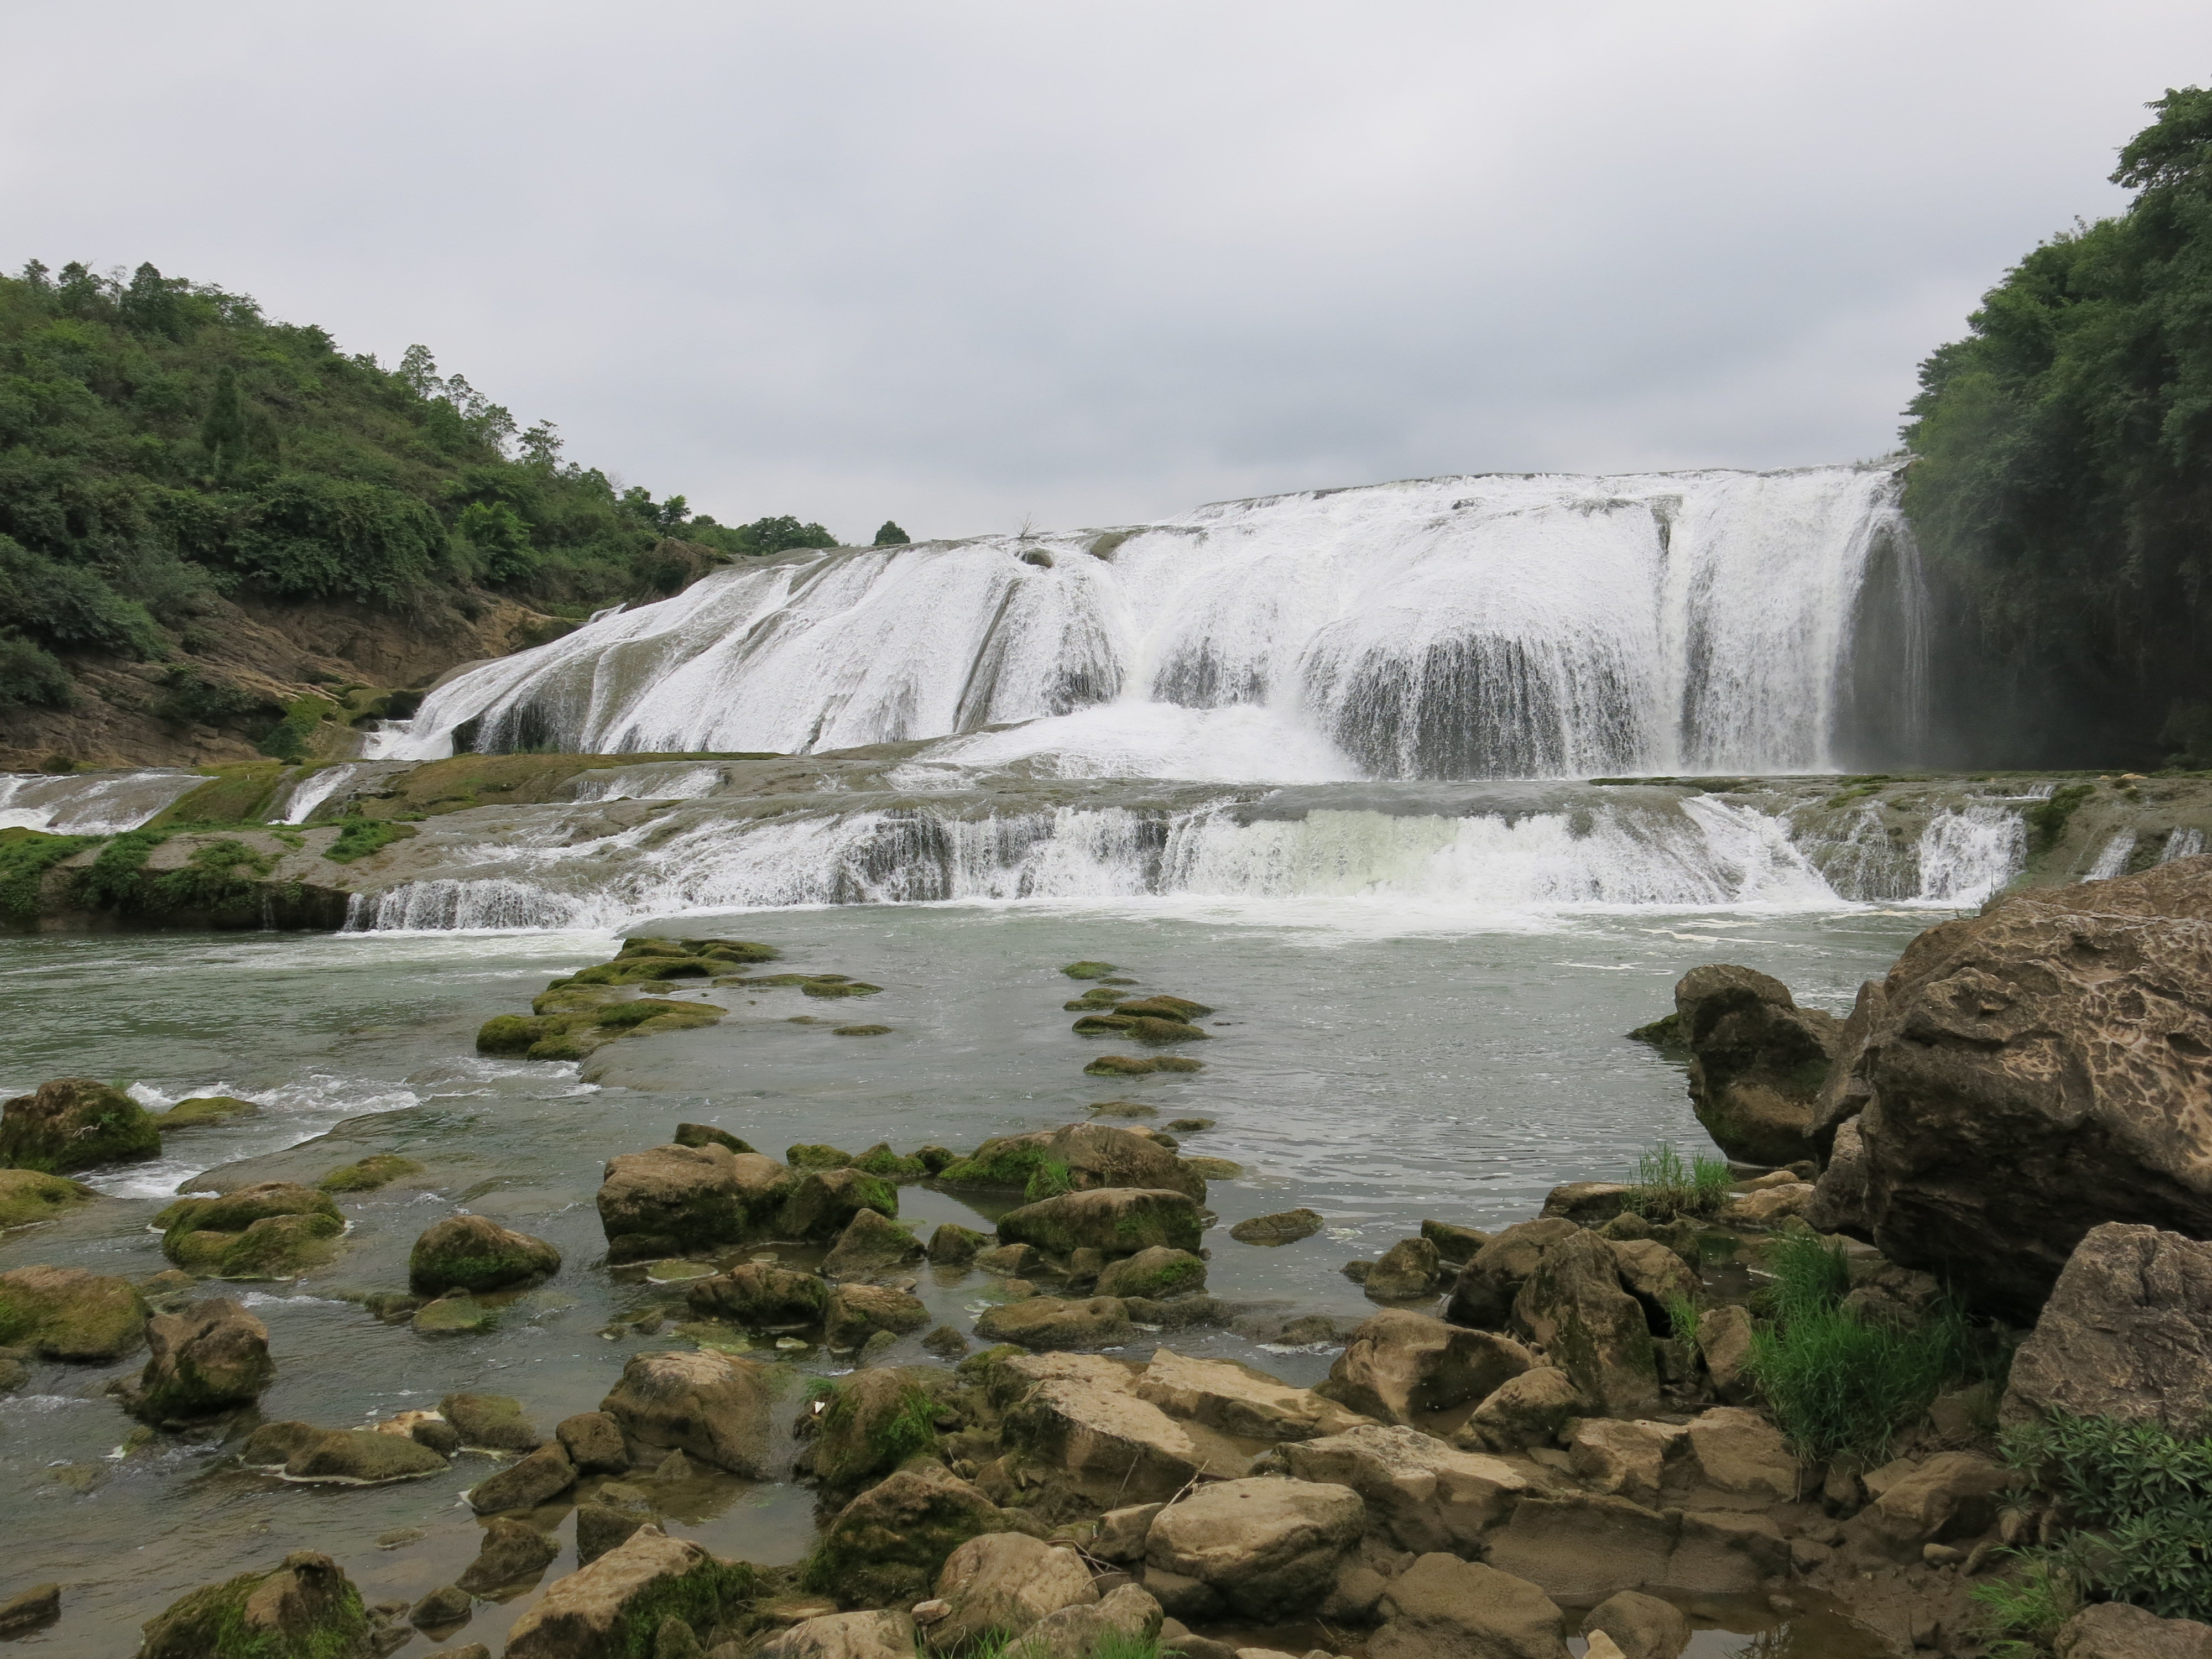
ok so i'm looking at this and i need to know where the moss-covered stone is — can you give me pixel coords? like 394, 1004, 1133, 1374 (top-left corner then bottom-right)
833, 1024, 893, 1036
132, 1297, 274, 1422
440, 1391, 543, 1450
1124, 1017, 1208, 1042
801, 980, 883, 999
0, 1077, 161, 1174
783, 1167, 898, 1240
1060, 962, 1118, 979
502, 1528, 755, 1659
808, 1368, 943, 1490
927, 1223, 989, 1265
673, 1123, 754, 1153
411, 1295, 498, 1335
158, 1095, 262, 1130
533, 984, 622, 1015
214, 1213, 347, 1280
996, 1188, 1204, 1258
1112, 995, 1214, 1021
687, 1260, 830, 1326
156, 1182, 340, 1237
1083, 1054, 1156, 1077
596, 998, 722, 1031
787, 1144, 857, 1171
851, 1142, 926, 1180
476, 1014, 552, 1053
528, 1032, 594, 1061
973, 1295, 1133, 1349
316, 1155, 422, 1193
409, 1214, 561, 1296
159, 1183, 346, 1279
801, 1467, 1004, 1609
1180, 1156, 1241, 1180
0, 1264, 146, 1360
1064, 989, 1128, 1011
137, 1550, 371, 1659
821, 1209, 924, 1280
1093, 1246, 1207, 1300
0, 1168, 98, 1229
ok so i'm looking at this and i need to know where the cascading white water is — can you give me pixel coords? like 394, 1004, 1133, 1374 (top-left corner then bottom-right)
374, 463, 1922, 782
0, 770, 204, 833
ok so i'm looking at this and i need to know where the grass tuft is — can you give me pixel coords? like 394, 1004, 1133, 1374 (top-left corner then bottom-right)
1620, 1142, 1733, 1221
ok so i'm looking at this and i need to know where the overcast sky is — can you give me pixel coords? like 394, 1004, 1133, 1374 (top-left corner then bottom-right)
5, 4, 2208, 540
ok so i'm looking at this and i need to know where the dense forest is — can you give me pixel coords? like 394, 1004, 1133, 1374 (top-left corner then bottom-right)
0, 261, 905, 714
1904, 86, 2212, 768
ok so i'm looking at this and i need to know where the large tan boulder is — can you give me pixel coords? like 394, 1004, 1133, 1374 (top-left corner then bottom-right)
1683, 1407, 1799, 1501
1316, 1310, 1533, 1426
1009, 1583, 1162, 1659
1003, 1366, 1201, 1500
1511, 1230, 1659, 1418
995, 1188, 1203, 1258
599, 1348, 772, 1475
804, 1465, 1005, 1609
1144, 1477, 1363, 1620
1583, 1590, 1692, 1659
2054, 1600, 2212, 1659
1564, 1420, 1684, 1507
1455, 1368, 1583, 1453
1814, 858, 2212, 1319
928, 1533, 1097, 1650
595, 1144, 790, 1262
1446, 1219, 1580, 1328
1370, 1552, 1569, 1659
1843, 1452, 2012, 1561
503, 1526, 750, 1659
1135, 1348, 1371, 1442
762, 1610, 920, 1659
1673, 964, 1840, 1165
1275, 1423, 1533, 1554
2002, 1222, 2212, 1434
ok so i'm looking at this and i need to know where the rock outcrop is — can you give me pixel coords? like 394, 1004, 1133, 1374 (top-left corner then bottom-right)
2002, 1223, 2212, 1433
0, 1264, 146, 1360
131, 1297, 274, 1422
1143, 1476, 1364, 1621
596, 1144, 792, 1262
1673, 966, 1840, 1166
502, 1526, 752, 1659
1317, 1310, 1533, 1426
0, 1077, 161, 1175
407, 1214, 560, 1296
1370, 1552, 1569, 1659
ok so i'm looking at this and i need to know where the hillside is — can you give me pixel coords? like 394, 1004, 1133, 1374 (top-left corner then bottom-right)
0, 259, 884, 769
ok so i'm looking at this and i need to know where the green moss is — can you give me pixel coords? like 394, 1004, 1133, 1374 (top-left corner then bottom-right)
476, 1014, 551, 1053
149, 764, 288, 829
207, 1212, 345, 1279
1625, 1012, 1688, 1056
606, 1559, 757, 1659
852, 1143, 926, 1179
0, 827, 95, 922
937, 1138, 1051, 1191
158, 1095, 260, 1129
81, 830, 274, 918
788, 1144, 857, 1171
1060, 961, 1118, 979
1023, 1159, 1074, 1202
0, 1078, 161, 1173
137, 1560, 371, 1659
2026, 783, 2098, 855
316, 1155, 420, 1192
800, 980, 882, 999
812, 1376, 941, 1489
0, 1168, 99, 1228
322, 818, 412, 863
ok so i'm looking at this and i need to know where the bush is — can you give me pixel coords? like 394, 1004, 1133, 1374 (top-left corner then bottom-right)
0, 828, 94, 920
0, 633, 72, 709
153, 666, 260, 729
226, 473, 449, 604
873, 520, 911, 546
255, 696, 333, 761
1620, 1142, 1733, 1221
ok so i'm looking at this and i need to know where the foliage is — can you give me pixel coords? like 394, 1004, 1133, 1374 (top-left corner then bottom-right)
0, 632, 71, 708
1024, 1157, 1076, 1202
1902, 86, 2212, 761
1747, 1233, 1996, 1464
0, 827, 93, 920
2025, 782, 2099, 853
1665, 1291, 1702, 1346
1973, 1551, 2085, 1659
255, 696, 333, 763
79, 827, 273, 916
1620, 1142, 1733, 1220
873, 520, 911, 546
321, 817, 410, 864
153, 666, 264, 731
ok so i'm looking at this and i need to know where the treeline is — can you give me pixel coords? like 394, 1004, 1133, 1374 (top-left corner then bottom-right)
1904, 86, 2212, 767
0, 260, 910, 709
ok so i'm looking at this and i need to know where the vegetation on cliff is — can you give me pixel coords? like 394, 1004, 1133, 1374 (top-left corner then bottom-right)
1903, 86, 2212, 765
0, 260, 849, 712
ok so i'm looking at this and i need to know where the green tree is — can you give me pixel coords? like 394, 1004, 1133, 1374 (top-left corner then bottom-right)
873, 520, 911, 546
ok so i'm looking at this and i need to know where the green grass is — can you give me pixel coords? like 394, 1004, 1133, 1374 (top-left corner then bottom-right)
1022, 1158, 1075, 1202
1971, 1552, 2084, 1659
1665, 1292, 1702, 1345
1620, 1142, 1734, 1221
322, 818, 411, 863
0, 827, 93, 920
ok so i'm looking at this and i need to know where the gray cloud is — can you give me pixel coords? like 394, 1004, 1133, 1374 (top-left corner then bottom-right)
4, 1, 2206, 539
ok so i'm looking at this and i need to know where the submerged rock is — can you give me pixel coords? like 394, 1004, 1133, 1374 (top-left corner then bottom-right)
132, 1297, 274, 1422
0, 1168, 98, 1229
1230, 1208, 1323, 1246
408, 1214, 561, 1296
156, 1094, 262, 1130
440, 1391, 542, 1451
243, 1422, 450, 1483
1082, 1053, 1204, 1077
1674, 965, 1839, 1166
137, 1550, 371, 1659
996, 1188, 1204, 1258
1061, 961, 1119, 979
316, 1154, 422, 1193
0, 1264, 147, 1360
467, 1442, 577, 1514
0, 1077, 160, 1174
1094, 1247, 1206, 1300
687, 1260, 830, 1326
596, 1142, 793, 1262
157, 1183, 345, 1280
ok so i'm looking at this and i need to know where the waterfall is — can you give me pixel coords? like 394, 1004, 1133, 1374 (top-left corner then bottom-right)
373, 462, 1920, 782
0, 770, 205, 833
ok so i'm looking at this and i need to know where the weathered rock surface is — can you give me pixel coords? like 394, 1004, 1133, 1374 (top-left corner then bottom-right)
1276, 1423, 1532, 1554
0, 1264, 145, 1360
1813, 858, 2212, 1319
156, 1182, 344, 1279
943, 1123, 1206, 1200
811, 1367, 945, 1490
1844, 1452, 2011, 1560
805, 1465, 1005, 1608
1695, 1305, 1756, 1406
440, 1392, 541, 1451
1003, 1360, 1201, 1500
1135, 1348, 1371, 1442
975, 1296, 1133, 1350
2002, 1222, 2212, 1434
456, 1516, 561, 1594
1455, 1367, 1583, 1453
1317, 1310, 1533, 1426
132, 1297, 274, 1421
0, 1077, 160, 1175
928, 1532, 1098, 1650
821, 1209, 924, 1280
1370, 1552, 1569, 1659
243, 1421, 450, 1483
1446, 1218, 1580, 1329
407, 1214, 560, 1296
1144, 1476, 1364, 1620
596, 1144, 791, 1263
1674, 964, 1839, 1166
601, 1348, 773, 1475
688, 1260, 830, 1326
556, 1411, 629, 1474
762, 1610, 921, 1659
503, 1526, 750, 1659
1564, 1419, 1684, 1507
0, 1168, 98, 1229
1684, 1406, 1799, 1501
1096, 1246, 1207, 1300
1511, 1230, 1660, 1418
825, 1283, 930, 1350
1483, 1492, 1787, 1601
1583, 1590, 1692, 1659
137, 1550, 371, 1659
1230, 1208, 1323, 1246
2054, 1601, 2212, 1659
467, 1442, 576, 1513
995, 1188, 1204, 1258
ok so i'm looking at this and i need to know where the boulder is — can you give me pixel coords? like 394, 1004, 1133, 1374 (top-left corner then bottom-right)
1511, 1230, 1659, 1418
456, 1516, 561, 1594
597, 1144, 791, 1263
0, 1168, 98, 1229
1455, 1368, 1583, 1454
1422, 1219, 1493, 1262
408, 1215, 560, 1296
928, 1532, 1098, 1649
976, 1296, 1133, 1350
503, 1526, 754, 1659
1276, 1423, 1532, 1554
1446, 1219, 1580, 1329
440, 1392, 542, 1451
943, 1123, 1206, 1200
1814, 859, 2212, 1319
467, 1442, 576, 1513
1003, 1364, 1202, 1501
1583, 1590, 1692, 1659
996, 1188, 1203, 1258
1136, 1348, 1371, 1442
1673, 965, 1840, 1166
674, 1123, 754, 1154
927, 1223, 989, 1265
811, 1368, 945, 1490
1564, 1420, 1684, 1507
1844, 1452, 2012, 1560
157, 1183, 344, 1279
0, 1077, 160, 1174
1483, 1493, 1786, 1601
1317, 1310, 1533, 1426
762, 1610, 921, 1659
1370, 1552, 1569, 1659
576, 1500, 649, 1567
137, 1551, 372, 1659
132, 1297, 274, 1421
1144, 1476, 1364, 1620
2002, 1222, 2212, 1434
1365, 1237, 1444, 1301
1011, 1583, 1162, 1659
409, 1584, 471, 1630
1805, 1115, 1870, 1235
1087, 1503, 1165, 1564
821, 1209, 924, 1280
688, 1260, 831, 1326
0, 1264, 145, 1360
1096, 1247, 1207, 1300
1683, 1407, 1798, 1501
2054, 1601, 2212, 1659
784, 1167, 900, 1241
0, 1583, 58, 1638
1694, 1306, 1755, 1405
1607, 1239, 1698, 1329
1725, 1183, 1815, 1229
244, 1423, 450, 1483
825, 1284, 930, 1350
1542, 1184, 1632, 1226
601, 1348, 774, 1476
802, 1465, 1005, 1609
557, 1411, 630, 1474
1231, 1209, 1324, 1246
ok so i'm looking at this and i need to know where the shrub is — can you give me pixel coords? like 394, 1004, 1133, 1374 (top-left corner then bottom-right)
323, 818, 409, 864
0, 828, 94, 920
0, 634, 72, 708
2025, 783, 2097, 853
255, 696, 333, 762
153, 666, 259, 729
1620, 1142, 1733, 1221
873, 520, 911, 546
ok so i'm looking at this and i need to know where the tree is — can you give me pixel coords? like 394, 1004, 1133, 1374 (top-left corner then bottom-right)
736, 514, 838, 556
873, 520, 911, 546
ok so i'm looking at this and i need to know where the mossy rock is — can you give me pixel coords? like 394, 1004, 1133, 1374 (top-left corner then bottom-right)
935, 1139, 1053, 1191
0, 1264, 146, 1360
783, 1168, 898, 1240
800, 1468, 1004, 1609
1626, 1012, 1689, 1058
851, 1142, 926, 1180
0, 1077, 161, 1174
413, 1294, 498, 1335
158, 1095, 262, 1131
801, 980, 883, 999
995, 1188, 1204, 1258
137, 1550, 371, 1659
409, 1214, 561, 1296
533, 985, 622, 1015
202, 1213, 346, 1280
439, 1391, 543, 1451
1113, 994, 1214, 1021
787, 1144, 857, 1171
159, 1183, 345, 1279
596, 998, 722, 1031
528, 1032, 596, 1061
1082, 1054, 1157, 1077
833, 1024, 893, 1037
1152, 1056, 1203, 1073
735, 973, 821, 988
1064, 989, 1128, 1011
674, 1124, 754, 1154
1093, 1246, 1207, 1299
317, 1155, 422, 1193
687, 1261, 830, 1326
926, 1223, 989, 1265
810, 1368, 944, 1490
0, 1168, 99, 1229
477, 1014, 553, 1054
1180, 1157, 1241, 1180
1229, 1208, 1324, 1246
158, 1183, 340, 1240
1125, 1017, 1208, 1043
1072, 1014, 1136, 1034
1060, 962, 1119, 979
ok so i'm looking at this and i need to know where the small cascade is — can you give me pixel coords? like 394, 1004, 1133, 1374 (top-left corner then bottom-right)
1915, 805, 2026, 905
0, 770, 204, 833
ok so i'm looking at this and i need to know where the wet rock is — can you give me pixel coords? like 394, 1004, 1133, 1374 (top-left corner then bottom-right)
1805, 1115, 1869, 1235
1136, 1347, 1371, 1442
456, 1515, 561, 1594
1482, 1492, 1787, 1601
138, 1550, 372, 1659
1542, 1183, 1632, 1226
927, 1222, 990, 1264
1083, 1054, 1203, 1077
1512, 1229, 1660, 1418
413, 1293, 496, 1335
943, 1123, 1207, 1201
821, 1209, 924, 1280
0, 1264, 145, 1360
1317, 1310, 1534, 1426
1062, 962, 1119, 979
810, 1366, 946, 1489
1674, 964, 1839, 1166
801, 980, 882, 999
1275, 1423, 1532, 1554
1844, 1452, 2012, 1560
975, 1296, 1133, 1350
1096, 1247, 1207, 1300
1564, 1420, 1684, 1507
976, 1243, 1043, 1275
1002, 1357, 1201, 1501
997, 1188, 1204, 1258
439, 1393, 542, 1451
557, 1411, 630, 1475
410, 1583, 472, 1630
317, 1154, 422, 1193
674, 1123, 754, 1154
789, 1144, 858, 1171
924, 1325, 969, 1358
928, 1531, 1098, 1649
503, 1526, 754, 1659
784, 1167, 900, 1241
2053, 1601, 2212, 1659
687, 1260, 831, 1326
1087, 1098, 1155, 1117
602, 1348, 773, 1475
1454, 1367, 1583, 1454
2002, 1222, 2212, 1434
1371, 1553, 1569, 1659
0, 1076, 160, 1174
1445, 1218, 1580, 1329
467, 1442, 577, 1513
132, 1297, 273, 1422
1012, 1583, 1162, 1659
157, 1183, 345, 1279
576, 1500, 650, 1566
1088, 1503, 1165, 1564
0, 1583, 59, 1638
1695, 1305, 1755, 1405
407, 1215, 561, 1297
1724, 1183, 1815, 1229
1145, 1476, 1364, 1621
802, 1465, 1006, 1609
1684, 1407, 1799, 1500
0, 1167, 99, 1229
1230, 1208, 1323, 1246
1607, 1239, 1699, 1329
762, 1610, 919, 1659
824, 1283, 930, 1350
597, 1144, 794, 1263
1365, 1237, 1444, 1302
1420, 1220, 1492, 1262
247, 1423, 450, 1483
1583, 1590, 1692, 1659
